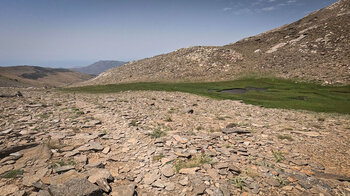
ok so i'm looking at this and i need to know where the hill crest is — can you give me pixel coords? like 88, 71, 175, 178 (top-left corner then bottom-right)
82, 0, 349, 86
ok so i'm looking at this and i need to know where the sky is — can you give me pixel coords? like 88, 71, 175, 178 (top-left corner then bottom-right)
0, 0, 338, 68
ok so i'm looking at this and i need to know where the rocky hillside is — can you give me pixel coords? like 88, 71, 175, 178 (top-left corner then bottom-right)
84, 0, 350, 86
71, 61, 126, 75
0, 88, 349, 195
0, 66, 93, 87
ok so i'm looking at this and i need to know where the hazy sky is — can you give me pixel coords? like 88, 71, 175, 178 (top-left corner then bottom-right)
0, 0, 337, 68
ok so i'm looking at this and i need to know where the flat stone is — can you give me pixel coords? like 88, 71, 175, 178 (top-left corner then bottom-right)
9, 152, 23, 160
143, 170, 160, 185
87, 168, 114, 183
266, 178, 280, 187
152, 179, 166, 188
74, 154, 88, 164
173, 135, 188, 144
179, 167, 199, 175
22, 175, 40, 186
37, 190, 51, 196
215, 162, 228, 169
222, 128, 251, 134
60, 146, 75, 152
179, 176, 189, 186
2, 128, 13, 134
102, 146, 111, 154
111, 184, 136, 196
49, 177, 101, 196
54, 165, 75, 173
96, 178, 111, 192
165, 182, 175, 191
0, 164, 13, 175
50, 170, 85, 185
82, 120, 101, 128
175, 152, 191, 158
206, 168, 220, 181
192, 184, 206, 195
64, 149, 80, 157
77, 142, 104, 152
84, 162, 104, 169
161, 164, 174, 177
0, 184, 19, 196
228, 165, 241, 175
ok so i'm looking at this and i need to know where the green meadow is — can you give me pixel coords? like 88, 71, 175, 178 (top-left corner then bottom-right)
63, 78, 350, 114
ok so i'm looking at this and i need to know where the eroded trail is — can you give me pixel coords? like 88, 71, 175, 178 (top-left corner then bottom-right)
0, 88, 349, 195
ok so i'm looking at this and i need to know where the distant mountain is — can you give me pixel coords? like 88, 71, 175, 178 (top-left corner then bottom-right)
71, 60, 127, 75
83, 0, 349, 86
0, 66, 93, 87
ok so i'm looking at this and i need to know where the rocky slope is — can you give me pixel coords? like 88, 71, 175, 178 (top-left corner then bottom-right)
71, 61, 127, 75
0, 88, 349, 195
84, 0, 350, 86
0, 66, 93, 87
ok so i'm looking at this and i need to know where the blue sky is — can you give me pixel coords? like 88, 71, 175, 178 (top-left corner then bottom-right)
0, 0, 337, 68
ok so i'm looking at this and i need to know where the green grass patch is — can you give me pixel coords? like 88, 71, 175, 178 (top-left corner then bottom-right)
62, 78, 350, 114
150, 128, 167, 138
1, 169, 23, 178
174, 153, 212, 173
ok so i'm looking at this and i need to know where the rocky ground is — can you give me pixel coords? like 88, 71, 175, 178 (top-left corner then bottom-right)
0, 87, 350, 196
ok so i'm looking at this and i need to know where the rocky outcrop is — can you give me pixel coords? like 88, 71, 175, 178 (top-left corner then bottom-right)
0, 87, 349, 195
82, 0, 350, 86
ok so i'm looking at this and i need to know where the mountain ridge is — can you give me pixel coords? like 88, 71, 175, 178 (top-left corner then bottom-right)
82, 0, 349, 86
0, 65, 93, 87
71, 60, 127, 75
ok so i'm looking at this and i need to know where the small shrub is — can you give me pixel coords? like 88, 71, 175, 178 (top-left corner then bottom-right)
165, 116, 173, 122
196, 126, 204, 131
317, 117, 325, 122
209, 128, 222, 133
277, 134, 294, 141
168, 108, 175, 114
38, 112, 51, 119
151, 128, 166, 138
174, 153, 212, 173
230, 176, 245, 190
259, 158, 275, 168
51, 158, 76, 169
129, 120, 138, 126
272, 150, 285, 162
1, 169, 23, 178
275, 176, 287, 186
152, 154, 165, 161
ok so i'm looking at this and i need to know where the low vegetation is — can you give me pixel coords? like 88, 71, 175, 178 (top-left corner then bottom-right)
63, 77, 350, 114
174, 153, 212, 173
150, 128, 167, 138
1, 169, 23, 178
272, 150, 285, 162
230, 176, 245, 190
51, 158, 76, 169
277, 134, 294, 141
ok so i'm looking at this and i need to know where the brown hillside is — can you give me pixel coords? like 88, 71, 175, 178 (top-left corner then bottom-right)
83, 0, 349, 86
0, 66, 93, 87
